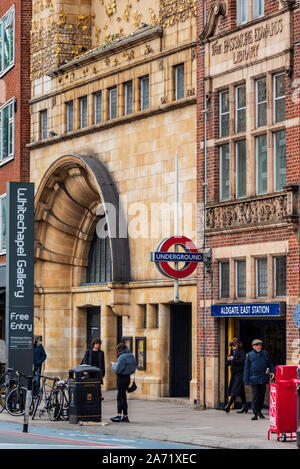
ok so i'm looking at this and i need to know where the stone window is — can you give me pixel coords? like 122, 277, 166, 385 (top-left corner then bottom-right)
94, 92, 102, 124
256, 77, 267, 128
0, 99, 14, 160
273, 73, 285, 123
40, 109, 47, 141
174, 63, 184, 100
236, 0, 247, 25
109, 86, 117, 120
79, 96, 87, 128
274, 256, 286, 297
124, 81, 133, 115
235, 260, 246, 298
86, 230, 111, 284
235, 84, 246, 133
256, 134, 268, 194
66, 100, 73, 132
219, 90, 229, 138
256, 257, 268, 297
219, 261, 230, 299
220, 143, 230, 201
274, 130, 286, 191
0, 6, 14, 77
0, 194, 6, 253
237, 0, 264, 25
235, 139, 246, 198
140, 75, 149, 111
253, 0, 264, 19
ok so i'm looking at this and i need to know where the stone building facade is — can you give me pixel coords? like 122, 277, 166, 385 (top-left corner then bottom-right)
197, 0, 300, 407
0, 0, 32, 341
29, 0, 199, 400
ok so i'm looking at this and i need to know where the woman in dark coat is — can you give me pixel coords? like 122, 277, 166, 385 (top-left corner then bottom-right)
224, 337, 247, 413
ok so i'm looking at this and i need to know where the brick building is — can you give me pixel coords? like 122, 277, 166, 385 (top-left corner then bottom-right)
0, 0, 32, 341
197, 0, 300, 408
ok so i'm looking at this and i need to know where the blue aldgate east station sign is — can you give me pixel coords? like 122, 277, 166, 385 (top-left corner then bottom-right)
211, 303, 281, 318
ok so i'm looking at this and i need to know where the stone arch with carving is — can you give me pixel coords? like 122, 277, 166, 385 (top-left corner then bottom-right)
34, 154, 131, 289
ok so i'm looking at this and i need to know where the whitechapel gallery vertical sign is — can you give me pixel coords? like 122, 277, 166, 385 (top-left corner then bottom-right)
5, 182, 34, 375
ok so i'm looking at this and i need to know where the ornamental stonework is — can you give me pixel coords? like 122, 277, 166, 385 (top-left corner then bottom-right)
206, 188, 298, 233
159, 0, 196, 27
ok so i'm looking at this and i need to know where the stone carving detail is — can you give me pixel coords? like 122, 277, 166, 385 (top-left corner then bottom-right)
159, 0, 196, 28
199, 1, 226, 43
280, 0, 296, 8
206, 191, 298, 232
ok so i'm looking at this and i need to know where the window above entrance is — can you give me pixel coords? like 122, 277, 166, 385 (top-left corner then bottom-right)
87, 228, 111, 284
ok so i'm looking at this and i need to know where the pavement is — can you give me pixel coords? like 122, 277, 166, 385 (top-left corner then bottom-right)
0, 390, 299, 450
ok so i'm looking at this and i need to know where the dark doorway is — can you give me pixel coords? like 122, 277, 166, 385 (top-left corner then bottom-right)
87, 307, 101, 347
170, 303, 192, 397
239, 319, 286, 367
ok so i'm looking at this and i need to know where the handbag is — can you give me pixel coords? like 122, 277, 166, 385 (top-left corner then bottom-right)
127, 375, 137, 393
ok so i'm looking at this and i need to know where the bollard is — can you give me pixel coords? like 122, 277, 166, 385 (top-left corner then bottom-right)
23, 376, 32, 433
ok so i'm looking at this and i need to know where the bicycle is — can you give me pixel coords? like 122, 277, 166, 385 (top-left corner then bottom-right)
48, 377, 69, 421
31, 375, 58, 420
0, 368, 16, 413
5, 370, 32, 416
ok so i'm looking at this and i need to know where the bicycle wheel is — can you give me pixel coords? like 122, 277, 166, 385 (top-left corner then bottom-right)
47, 389, 63, 421
60, 389, 69, 420
31, 391, 42, 420
6, 386, 28, 416
0, 384, 6, 413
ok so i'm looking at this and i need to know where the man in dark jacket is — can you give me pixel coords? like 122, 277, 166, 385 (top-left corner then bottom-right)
244, 339, 275, 420
81, 338, 105, 384
33, 336, 47, 397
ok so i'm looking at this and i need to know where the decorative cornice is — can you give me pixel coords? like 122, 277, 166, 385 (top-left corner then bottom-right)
199, 1, 226, 44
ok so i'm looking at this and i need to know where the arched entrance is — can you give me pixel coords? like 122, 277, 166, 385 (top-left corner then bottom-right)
34, 154, 130, 377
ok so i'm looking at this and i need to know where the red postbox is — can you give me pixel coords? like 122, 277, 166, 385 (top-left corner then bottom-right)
268, 365, 298, 442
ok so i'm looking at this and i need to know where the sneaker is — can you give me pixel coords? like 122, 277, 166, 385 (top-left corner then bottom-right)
111, 416, 121, 422
121, 416, 130, 423
258, 412, 265, 419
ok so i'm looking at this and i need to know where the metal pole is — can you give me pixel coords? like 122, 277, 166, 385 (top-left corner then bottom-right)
202, 9, 208, 408
174, 151, 179, 303
23, 376, 32, 433
297, 0, 300, 447
297, 0, 300, 448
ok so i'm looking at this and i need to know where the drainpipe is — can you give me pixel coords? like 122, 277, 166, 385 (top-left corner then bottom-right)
201, 0, 208, 409
297, 0, 300, 449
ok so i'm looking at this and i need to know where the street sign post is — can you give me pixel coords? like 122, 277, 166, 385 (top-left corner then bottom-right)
5, 182, 34, 376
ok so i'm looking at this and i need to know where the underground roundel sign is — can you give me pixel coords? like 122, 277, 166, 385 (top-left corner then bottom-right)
150, 236, 203, 279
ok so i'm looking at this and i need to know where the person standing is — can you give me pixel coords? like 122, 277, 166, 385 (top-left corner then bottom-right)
224, 337, 247, 413
243, 339, 275, 420
81, 338, 105, 387
111, 342, 137, 423
33, 336, 47, 397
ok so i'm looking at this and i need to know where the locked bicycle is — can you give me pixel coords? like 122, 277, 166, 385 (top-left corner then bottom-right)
48, 377, 69, 421
31, 375, 59, 420
5, 370, 32, 416
0, 368, 17, 413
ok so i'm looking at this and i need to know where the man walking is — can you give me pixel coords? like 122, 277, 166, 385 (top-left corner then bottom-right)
244, 339, 275, 420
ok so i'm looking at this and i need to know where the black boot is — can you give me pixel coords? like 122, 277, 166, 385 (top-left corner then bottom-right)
237, 404, 248, 414
223, 403, 230, 413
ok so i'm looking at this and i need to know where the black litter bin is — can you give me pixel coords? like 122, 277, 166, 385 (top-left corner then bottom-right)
68, 365, 102, 424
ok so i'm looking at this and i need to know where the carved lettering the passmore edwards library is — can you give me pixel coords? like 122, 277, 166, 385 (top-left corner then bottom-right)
211, 18, 283, 64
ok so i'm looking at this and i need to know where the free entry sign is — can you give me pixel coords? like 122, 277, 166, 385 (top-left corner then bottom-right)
5, 182, 34, 375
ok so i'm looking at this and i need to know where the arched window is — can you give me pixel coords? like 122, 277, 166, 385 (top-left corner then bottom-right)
87, 230, 111, 283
